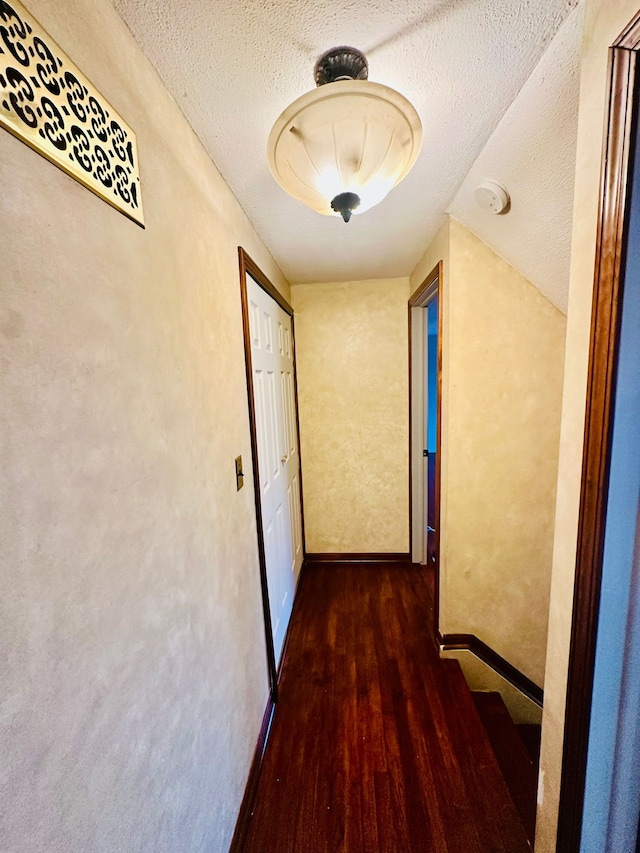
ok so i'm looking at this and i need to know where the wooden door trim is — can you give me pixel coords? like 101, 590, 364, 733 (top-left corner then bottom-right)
239, 252, 306, 554
614, 8, 640, 49
228, 693, 275, 853
409, 262, 441, 305
289, 301, 308, 565
239, 249, 279, 700
240, 248, 295, 317
238, 248, 305, 701
556, 20, 640, 850
408, 262, 443, 642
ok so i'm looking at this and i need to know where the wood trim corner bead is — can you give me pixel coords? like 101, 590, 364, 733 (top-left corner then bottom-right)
408, 262, 441, 305
556, 35, 639, 853
228, 696, 276, 853
440, 633, 544, 707
238, 248, 294, 317
613, 8, 640, 49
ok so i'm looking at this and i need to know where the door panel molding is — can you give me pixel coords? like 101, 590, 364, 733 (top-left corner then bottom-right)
239, 248, 305, 700
557, 18, 640, 850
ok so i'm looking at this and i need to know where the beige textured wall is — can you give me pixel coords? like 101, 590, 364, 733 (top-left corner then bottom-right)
411, 217, 566, 689
0, 1, 289, 850
445, 219, 566, 687
536, 1, 639, 848
410, 218, 451, 295
291, 278, 410, 553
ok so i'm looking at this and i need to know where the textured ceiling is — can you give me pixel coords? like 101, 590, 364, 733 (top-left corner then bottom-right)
112, 0, 581, 299
449, 6, 583, 312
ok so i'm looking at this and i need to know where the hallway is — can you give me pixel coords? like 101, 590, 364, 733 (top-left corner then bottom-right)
241, 561, 531, 852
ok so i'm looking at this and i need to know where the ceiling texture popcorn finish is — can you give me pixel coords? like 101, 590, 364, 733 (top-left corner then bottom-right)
112, 0, 582, 306
449, 8, 584, 313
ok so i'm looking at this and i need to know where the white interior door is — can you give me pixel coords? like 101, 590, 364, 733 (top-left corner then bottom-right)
247, 274, 303, 665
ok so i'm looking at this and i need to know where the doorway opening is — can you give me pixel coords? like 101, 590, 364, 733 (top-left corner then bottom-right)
238, 248, 305, 700
557, 11, 640, 850
409, 262, 443, 621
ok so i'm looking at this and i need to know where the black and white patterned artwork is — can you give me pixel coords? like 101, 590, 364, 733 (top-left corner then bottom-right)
0, 0, 144, 226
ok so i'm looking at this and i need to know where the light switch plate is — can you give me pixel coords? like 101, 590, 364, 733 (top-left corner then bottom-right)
235, 456, 244, 491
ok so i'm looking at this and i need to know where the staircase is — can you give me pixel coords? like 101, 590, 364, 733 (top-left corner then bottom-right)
471, 689, 540, 843
240, 561, 539, 853
435, 658, 537, 848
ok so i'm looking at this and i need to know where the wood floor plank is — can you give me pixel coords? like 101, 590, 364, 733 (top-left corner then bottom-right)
242, 562, 530, 852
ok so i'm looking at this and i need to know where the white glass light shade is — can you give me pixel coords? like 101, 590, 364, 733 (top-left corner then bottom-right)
267, 80, 422, 218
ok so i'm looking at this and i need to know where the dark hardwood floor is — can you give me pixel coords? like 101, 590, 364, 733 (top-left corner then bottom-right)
242, 561, 531, 852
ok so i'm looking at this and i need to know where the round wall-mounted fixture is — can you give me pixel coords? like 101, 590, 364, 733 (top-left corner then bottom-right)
474, 180, 510, 215
267, 47, 423, 223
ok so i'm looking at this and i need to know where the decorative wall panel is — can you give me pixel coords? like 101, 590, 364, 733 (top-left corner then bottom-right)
0, 0, 144, 225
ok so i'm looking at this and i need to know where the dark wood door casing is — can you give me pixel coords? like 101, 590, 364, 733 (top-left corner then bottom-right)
408, 262, 443, 640
556, 13, 640, 851
238, 248, 306, 701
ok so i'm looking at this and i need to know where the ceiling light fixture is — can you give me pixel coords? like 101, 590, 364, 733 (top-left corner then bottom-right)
267, 47, 423, 223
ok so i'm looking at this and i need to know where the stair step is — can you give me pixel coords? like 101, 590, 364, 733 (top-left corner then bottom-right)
517, 723, 542, 766
472, 691, 538, 843
439, 660, 532, 851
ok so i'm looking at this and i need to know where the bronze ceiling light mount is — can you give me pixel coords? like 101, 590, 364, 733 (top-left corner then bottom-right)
313, 46, 368, 85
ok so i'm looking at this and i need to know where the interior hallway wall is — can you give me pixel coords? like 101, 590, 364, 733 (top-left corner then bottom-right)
0, 1, 289, 850
291, 278, 410, 553
411, 216, 566, 689
536, 0, 640, 848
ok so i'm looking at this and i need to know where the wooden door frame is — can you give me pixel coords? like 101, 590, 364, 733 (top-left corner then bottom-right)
556, 13, 640, 850
408, 262, 443, 633
238, 248, 306, 701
